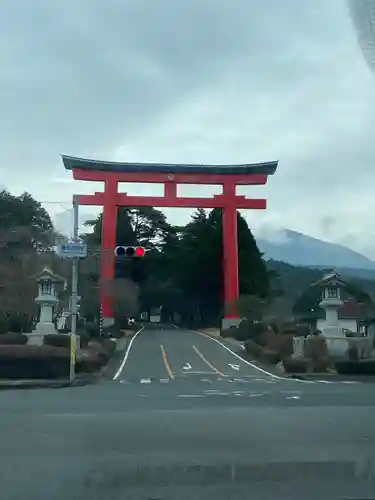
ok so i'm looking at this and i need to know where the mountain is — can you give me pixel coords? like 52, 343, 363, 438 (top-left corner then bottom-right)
256, 228, 375, 271
53, 208, 375, 278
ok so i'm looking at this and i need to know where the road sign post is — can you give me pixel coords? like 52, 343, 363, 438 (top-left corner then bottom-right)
57, 197, 86, 382
69, 195, 79, 382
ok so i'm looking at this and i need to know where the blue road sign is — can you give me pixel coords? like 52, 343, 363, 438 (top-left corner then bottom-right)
58, 242, 87, 259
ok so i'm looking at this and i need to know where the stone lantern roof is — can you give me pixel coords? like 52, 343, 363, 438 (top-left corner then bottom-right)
311, 270, 347, 288
35, 267, 65, 284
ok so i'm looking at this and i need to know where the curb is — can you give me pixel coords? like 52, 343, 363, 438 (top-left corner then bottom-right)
0, 375, 97, 390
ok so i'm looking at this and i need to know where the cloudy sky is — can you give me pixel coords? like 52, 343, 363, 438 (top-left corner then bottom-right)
1, 0, 375, 256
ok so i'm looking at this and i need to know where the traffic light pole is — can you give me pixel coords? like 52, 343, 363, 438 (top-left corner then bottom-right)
69, 195, 79, 382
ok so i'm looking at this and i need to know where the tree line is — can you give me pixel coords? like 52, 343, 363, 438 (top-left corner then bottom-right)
2, 188, 375, 332
80, 206, 271, 328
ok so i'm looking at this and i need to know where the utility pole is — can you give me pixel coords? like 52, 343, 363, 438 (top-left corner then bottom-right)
69, 195, 79, 382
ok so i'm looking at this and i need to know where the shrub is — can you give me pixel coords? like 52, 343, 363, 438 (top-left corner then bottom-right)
7, 313, 33, 333
85, 321, 101, 338
101, 338, 116, 357
267, 334, 294, 358
220, 328, 231, 338
0, 333, 28, 345
0, 314, 9, 334
282, 357, 308, 373
261, 348, 280, 365
303, 334, 328, 359
220, 326, 238, 338
311, 357, 331, 373
79, 332, 90, 348
102, 324, 121, 338
76, 352, 104, 374
347, 345, 359, 361
232, 321, 268, 342
244, 338, 263, 357
86, 339, 116, 362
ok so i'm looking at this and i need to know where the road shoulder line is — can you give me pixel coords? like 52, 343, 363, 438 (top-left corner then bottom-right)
112, 327, 145, 380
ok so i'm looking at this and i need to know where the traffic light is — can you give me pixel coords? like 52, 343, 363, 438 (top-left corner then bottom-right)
114, 246, 145, 258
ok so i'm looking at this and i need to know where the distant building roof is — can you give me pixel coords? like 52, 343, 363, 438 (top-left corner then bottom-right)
62, 155, 278, 176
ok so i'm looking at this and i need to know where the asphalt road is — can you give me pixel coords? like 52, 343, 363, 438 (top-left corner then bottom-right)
1, 326, 375, 499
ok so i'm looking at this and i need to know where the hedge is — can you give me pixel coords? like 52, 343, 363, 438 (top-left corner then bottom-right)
0, 333, 28, 345
282, 357, 308, 373
335, 360, 375, 375
43, 334, 71, 349
0, 345, 69, 379
43, 333, 91, 349
0, 340, 117, 379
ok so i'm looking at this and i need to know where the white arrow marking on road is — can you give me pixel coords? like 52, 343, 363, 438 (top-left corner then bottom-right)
183, 363, 192, 370
140, 378, 151, 384
229, 364, 240, 371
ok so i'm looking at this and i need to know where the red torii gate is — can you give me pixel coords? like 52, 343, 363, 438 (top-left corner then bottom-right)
62, 156, 278, 329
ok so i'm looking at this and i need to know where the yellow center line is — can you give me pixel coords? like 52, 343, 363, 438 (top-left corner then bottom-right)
192, 345, 227, 377
160, 344, 175, 380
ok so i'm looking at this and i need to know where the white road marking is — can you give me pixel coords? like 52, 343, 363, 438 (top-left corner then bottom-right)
140, 378, 151, 384
248, 392, 265, 397
177, 394, 204, 398
286, 395, 300, 400
200, 379, 213, 383
183, 371, 213, 375
119, 380, 130, 384
183, 363, 192, 370
204, 389, 227, 394
188, 328, 285, 380
160, 378, 169, 383
229, 363, 240, 371
112, 327, 145, 380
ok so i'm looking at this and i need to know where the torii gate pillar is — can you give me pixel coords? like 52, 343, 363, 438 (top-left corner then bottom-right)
62, 156, 278, 330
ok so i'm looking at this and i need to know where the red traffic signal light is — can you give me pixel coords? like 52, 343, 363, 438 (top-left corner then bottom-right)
134, 246, 145, 257
114, 246, 145, 258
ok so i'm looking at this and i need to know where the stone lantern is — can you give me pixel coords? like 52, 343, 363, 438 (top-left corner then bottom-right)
314, 270, 345, 335
311, 270, 347, 357
29, 268, 64, 345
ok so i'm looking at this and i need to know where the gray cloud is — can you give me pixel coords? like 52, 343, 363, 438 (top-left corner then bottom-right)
1, 0, 375, 257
